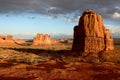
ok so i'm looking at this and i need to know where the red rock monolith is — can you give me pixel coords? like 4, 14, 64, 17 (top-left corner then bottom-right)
72, 10, 114, 52
32, 34, 51, 45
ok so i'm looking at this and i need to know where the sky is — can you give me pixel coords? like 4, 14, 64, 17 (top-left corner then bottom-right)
0, 0, 120, 39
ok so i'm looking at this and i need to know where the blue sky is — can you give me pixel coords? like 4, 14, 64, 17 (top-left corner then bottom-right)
0, 0, 120, 39
0, 13, 76, 39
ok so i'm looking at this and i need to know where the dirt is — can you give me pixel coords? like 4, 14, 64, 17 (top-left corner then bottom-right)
0, 61, 120, 80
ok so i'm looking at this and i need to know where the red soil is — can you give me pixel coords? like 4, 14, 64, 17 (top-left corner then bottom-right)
0, 61, 120, 80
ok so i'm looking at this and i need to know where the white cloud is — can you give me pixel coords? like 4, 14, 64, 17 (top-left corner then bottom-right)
66, 19, 73, 23
46, 7, 57, 12
50, 32, 73, 39
106, 25, 120, 38
112, 12, 120, 19
65, 15, 80, 23
115, 6, 120, 10
101, 8, 108, 13
48, 16, 53, 19
49, 7, 57, 10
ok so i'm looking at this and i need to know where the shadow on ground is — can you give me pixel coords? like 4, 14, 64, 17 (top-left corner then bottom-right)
0, 76, 34, 80
3, 47, 70, 54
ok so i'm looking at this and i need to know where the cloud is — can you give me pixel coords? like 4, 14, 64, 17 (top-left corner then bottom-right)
0, 0, 120, 17
64, 15, 80, 23
105, 25, 120, 38
112, 12, 120, 19
0, 0, 120, 35
51, 32, 73, 39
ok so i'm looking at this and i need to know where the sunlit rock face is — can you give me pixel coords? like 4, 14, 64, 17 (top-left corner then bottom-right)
72, 10, 114, 52
32, 33, 51, 45
0, 35, 16, 46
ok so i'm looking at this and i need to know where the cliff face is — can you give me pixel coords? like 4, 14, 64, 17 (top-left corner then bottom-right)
32, 34, 51, 45
75, 10, 105, 38
72, 10, 114, 52
104, 29, 114, 51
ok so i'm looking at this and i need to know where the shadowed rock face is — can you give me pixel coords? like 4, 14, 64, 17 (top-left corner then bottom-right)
72, 10, 114, 52
32, 34, 51, 45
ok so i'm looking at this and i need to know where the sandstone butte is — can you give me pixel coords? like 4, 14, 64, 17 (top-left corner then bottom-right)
0, 35, 16, 46
72, 10, 114, 52
0, 35, 26, 46
32, 33, 51, 45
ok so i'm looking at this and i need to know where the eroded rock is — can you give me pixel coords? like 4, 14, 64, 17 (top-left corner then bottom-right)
72, 10, 114, 52
0, 35, 16, 46
32, 33, 51, 45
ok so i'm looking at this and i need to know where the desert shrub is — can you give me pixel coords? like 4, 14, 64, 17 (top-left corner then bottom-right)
7, 56, 50, 64
0, 49, 51, 64
98, 49, 120, 64
61, 56, 82, 62
0, 48, 4, 51
67, 47, 71, 50
91, 59, 100, 64
83, 57, 99, 64
0, 47, 10, 51
7, 55, 51, 64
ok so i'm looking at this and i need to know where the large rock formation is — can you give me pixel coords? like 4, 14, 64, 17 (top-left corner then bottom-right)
0, 35, 16, 46
32, 34, 51, 45
72, 10, 114, 52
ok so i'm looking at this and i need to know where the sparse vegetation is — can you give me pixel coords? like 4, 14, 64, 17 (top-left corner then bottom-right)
0, 39, 120, 64
0, 39, 120, 80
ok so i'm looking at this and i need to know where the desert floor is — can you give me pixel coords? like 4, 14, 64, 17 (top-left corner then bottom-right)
0, 40, 120, 80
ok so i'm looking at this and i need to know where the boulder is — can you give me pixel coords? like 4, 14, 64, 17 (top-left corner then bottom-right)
72, 10, 114, 52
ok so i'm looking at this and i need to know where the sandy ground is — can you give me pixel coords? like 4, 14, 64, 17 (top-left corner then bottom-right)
0, 43, 120, 80
0, 60, 120, 80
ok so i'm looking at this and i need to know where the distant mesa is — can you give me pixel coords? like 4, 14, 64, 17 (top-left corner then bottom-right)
32, 33, 51, 45
0, 35, 26, 46
0, 35, 16, 46
72, 10, 114, 52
